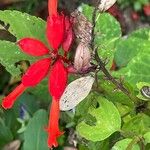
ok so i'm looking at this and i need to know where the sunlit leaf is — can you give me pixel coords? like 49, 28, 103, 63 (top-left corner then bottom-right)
77, 97, 121, 141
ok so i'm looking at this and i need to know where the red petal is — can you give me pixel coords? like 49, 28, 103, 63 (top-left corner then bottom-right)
48, 0, 57, 16
18, 38, 49, 56
46, 98, 63, 148
62, 17, 74, 52
47, 15, 65, 50
22, 58, 51, 86
49, 59, 68, 100
2, 83, 26, 109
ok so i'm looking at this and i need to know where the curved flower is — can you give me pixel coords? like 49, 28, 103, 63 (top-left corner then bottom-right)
2, 0, 74, 148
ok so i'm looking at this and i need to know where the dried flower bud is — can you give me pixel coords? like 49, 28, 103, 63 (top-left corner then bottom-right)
98, 0, 117, 11
74, 42, 91, 71
71, 10, 92, 44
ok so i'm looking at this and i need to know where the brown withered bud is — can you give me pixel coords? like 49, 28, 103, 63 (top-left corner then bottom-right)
71, 10, 92, 44
74, 42, 91, 72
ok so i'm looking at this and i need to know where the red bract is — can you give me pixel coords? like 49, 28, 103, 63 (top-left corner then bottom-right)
1, 0, 74, 148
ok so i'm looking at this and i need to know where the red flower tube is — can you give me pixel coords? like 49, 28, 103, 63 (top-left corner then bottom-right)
2, 83, 26, 109
47, 59, 68, 148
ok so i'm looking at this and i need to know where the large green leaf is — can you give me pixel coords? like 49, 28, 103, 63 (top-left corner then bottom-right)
0, 10, 47, 44
112, 138, 140, 150
76, 97, 121, 141
0, 40, 35, 76
113, 42, 150, 85
23, 109, 49, 150
115, 28, 150, 67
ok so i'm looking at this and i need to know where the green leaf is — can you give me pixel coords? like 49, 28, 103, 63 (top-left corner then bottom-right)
115, 28, 150, 67
112, 138, 140, 150
76, 97, 121, 141
14, 93, 40, 115
0, 10, 47, 44
100, 80, 134, 107
113, 42, 150, 85
122, 113, 150, 136
0, 40, 35, 76
23, 109, 49, 150
0, 120, 13, 147
95, 13, 121, 68
30, 79, 51, 101
75, 93, 98, 117
144, 132, 150, 144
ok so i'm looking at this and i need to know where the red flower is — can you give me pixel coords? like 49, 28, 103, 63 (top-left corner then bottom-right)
2, 0, 74, 148
47, 59, 67, 148
143, 4, 150, 16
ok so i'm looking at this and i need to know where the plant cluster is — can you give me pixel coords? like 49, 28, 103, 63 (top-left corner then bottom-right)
0, 0, 150, 149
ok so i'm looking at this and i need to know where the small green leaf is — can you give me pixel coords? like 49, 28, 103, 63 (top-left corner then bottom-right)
23, 109, 49, 150
0, 40, 35, 76
144, 132, 150, 144
0, 121, 13, 147
77, 97, 121, 141
122, 113, 150, 136
112, 138, 140, 150
0, 10, 47, 44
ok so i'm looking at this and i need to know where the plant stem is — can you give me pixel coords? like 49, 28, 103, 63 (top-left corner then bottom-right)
90, 0, 135, 101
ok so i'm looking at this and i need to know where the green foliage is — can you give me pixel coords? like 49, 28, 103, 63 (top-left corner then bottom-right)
0, 10, 47, 44
113, 28, 150, 86
0, 41, 34, 76
0, 2, 150, 150
77, 97, 121, 141
112, 138, 140, 150
23, 110, 48, 150
0, 120, 13, 147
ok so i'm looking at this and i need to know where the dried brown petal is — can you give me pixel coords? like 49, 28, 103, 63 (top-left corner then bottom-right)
71, 10, 92, 44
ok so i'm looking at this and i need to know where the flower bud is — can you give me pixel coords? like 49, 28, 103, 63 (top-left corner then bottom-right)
74, 42, 91, 72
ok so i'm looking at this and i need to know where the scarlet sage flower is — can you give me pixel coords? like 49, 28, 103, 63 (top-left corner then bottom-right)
2, 0, 73, 148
